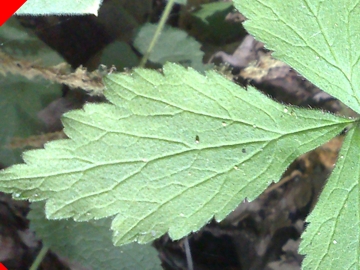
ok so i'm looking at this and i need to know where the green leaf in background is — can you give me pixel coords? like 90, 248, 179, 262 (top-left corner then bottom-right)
0, 18, 63, 63
29, 202, 162, 270
134, 23, 205, 71
299, 124, 360, 269
173, 0, 187, 5
234, 0, 360, 114
0, 18, 63, 166
0, 63, 353, 245
193, 2, 233, 24
191, 1, 244, 44
0, 74, 60, 167
100, 41, 139, 70
15, 0, 103, 15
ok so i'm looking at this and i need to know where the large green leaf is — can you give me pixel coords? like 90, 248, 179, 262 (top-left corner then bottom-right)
0, 63, 353, 245
300, 124, 360, 269
233, 1, 360, 269
234, 0, 360, 114
15, 0, 102, 15
29, 202, 162, 270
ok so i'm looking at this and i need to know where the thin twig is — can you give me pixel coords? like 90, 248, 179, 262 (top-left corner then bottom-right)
184, 236, 194, 270
29, 245, 49, 270
0, 50, 115, 95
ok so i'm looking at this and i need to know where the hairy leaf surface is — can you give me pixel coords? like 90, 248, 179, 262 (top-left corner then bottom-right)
0, 63, 353, 245
234, 0, 360, 114
300, 124, 360, 269
16, 0, 102, 15
233, 1, 360, 269
29, 202, 161, 270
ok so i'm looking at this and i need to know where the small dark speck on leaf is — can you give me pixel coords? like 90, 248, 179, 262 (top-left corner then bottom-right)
195, 135, 200, 144
242, 148, 246, 153
340, 127, 349, 136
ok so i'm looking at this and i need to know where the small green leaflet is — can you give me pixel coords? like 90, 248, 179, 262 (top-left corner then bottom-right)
134, 23, 205, 71
0, 63, 353, 245
29, 202, 162, 270
15, 0, 103, 15
193, 2, 233, 24
300, 123, 360, 269
234, 0, 360, 114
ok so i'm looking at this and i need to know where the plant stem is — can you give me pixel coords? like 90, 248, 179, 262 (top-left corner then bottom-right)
139, 0, 176, 67
29, 245, 49, 270
184, 236, 194, 270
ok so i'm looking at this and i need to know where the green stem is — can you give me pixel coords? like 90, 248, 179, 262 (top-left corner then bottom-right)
29, 245, 49, 270
139, 0, 176, 67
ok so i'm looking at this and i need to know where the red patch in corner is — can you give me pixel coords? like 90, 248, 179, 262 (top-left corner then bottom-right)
0, 0, 27, 26
0, 263, 8, 270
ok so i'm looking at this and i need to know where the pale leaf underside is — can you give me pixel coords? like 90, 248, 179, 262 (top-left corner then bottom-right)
0, 63, 352, 244
234, 0, 360, 114
233, 0, 360, 269
16, 0, 103, 15
300, 123, 360, 269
